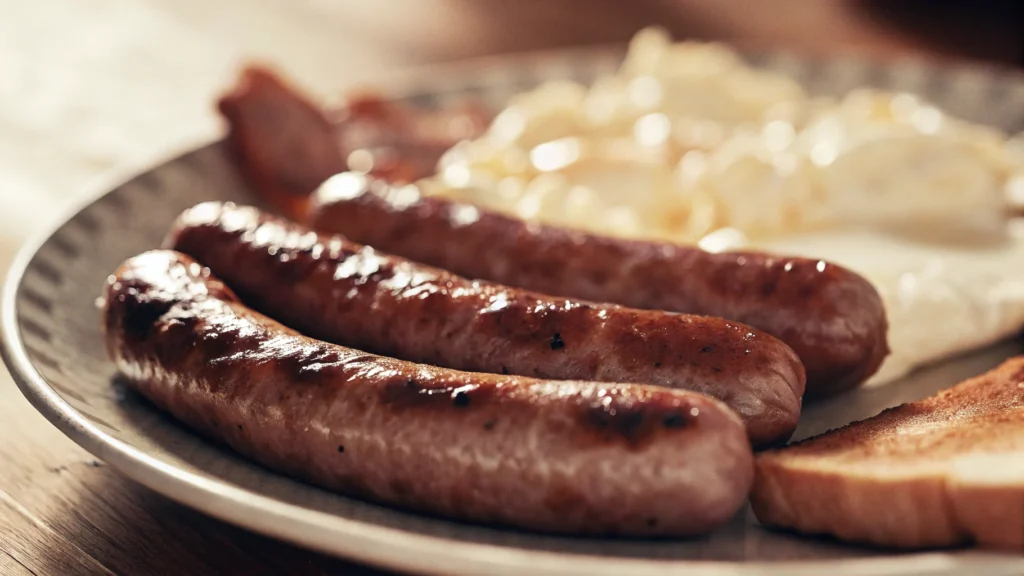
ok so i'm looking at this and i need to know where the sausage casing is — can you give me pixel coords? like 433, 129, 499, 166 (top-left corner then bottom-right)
102, 250, 754, 536
167, 201, 806, 447
215, 67, 886, 398
309, 177, 888, 399
217, 66, 487, 219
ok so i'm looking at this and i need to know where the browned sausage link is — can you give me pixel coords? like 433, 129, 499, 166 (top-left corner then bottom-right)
216, 67, 884, 397
102, 250, 754, 535
218, 67, 345, 220
166, 202, 805, 447
217, 66, 488, 220
308, 177, 889, 399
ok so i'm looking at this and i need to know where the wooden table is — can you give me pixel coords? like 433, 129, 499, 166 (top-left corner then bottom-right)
1, 2, 1020, 574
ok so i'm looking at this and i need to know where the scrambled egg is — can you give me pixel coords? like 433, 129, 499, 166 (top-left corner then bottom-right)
415, 27, 1024, 385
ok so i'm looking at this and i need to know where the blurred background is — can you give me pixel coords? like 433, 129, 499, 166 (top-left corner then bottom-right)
1, 0, 1022, 248
0, 1, 1022, 574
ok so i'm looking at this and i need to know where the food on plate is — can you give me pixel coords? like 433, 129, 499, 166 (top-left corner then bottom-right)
309, 174, 886, 399
219, 66, 487, 219
102, 250, 754, 536
90, 24, 1024, 548
217, 29, 1024, 391
218, 67, 342, 219
216, 60, 889, 399
166, 201, 806, 447
426, 27, 1024, 388
751, 356, 1024, 550
435, 27, 1021, 244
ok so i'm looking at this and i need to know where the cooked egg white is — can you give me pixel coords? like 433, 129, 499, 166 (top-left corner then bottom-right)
410, 27, 1024, 386
757, 227, 1024, 385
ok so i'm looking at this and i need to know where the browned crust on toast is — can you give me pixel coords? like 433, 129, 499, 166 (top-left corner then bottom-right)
752, 356, 1024, 550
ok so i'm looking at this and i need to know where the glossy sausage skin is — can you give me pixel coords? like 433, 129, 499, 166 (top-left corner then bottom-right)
218, 66, 487, 220
218, 67, 344, 220
217, 66, 886, 398
309, 177, 889, 399
102, 250, 754, 536
166, 202, 806, 447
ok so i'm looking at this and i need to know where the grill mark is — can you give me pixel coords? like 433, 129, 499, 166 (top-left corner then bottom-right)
579, 395, 695, 449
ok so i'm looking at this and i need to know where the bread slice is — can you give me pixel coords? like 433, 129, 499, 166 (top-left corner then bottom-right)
751, 356, 1024, 550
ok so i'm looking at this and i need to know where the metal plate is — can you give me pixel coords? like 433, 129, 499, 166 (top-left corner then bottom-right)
3, 46, 1024, 575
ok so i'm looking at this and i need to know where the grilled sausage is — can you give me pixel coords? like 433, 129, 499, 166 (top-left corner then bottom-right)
218, 66, 487, 220
215, 66, 886, 398
308, 175, 889, 399
166, 202, 806, 447
102, 250, 754, 535
218, 67, 344, 220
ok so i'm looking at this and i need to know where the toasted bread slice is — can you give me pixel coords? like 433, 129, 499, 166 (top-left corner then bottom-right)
751, 356, 1024, 550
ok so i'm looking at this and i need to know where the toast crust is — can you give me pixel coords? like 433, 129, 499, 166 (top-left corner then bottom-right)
751, 356, 1024, 550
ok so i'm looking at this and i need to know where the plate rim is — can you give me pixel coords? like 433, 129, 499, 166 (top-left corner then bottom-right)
4, 46, 1024, 575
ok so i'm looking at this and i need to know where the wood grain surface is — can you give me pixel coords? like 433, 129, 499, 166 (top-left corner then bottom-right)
0, 1, 1020, 574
